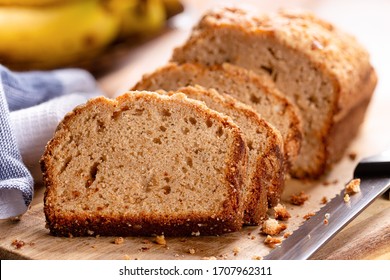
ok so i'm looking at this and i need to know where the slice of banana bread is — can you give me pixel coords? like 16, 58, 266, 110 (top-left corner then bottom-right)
171, 7, 377, 178
164, 85, 284, 224
41, 91, 247, 236
133, 62, 302, 174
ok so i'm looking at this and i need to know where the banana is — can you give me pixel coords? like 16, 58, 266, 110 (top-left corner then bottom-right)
161, 0, 183, 18
0, 0, 120, 70
114, 0, 167, 39
0, 0, 180, 70
0, 0, 72, 6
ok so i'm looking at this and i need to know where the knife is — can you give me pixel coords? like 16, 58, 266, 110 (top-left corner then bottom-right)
263, 150, 390, 260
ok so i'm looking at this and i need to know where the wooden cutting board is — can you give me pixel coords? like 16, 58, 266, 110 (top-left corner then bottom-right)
1, 0, 390, 260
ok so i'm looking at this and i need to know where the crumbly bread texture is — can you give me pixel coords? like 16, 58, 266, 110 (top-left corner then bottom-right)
345, 178, 361, 194
41, 91, 248, 237
273, 203, 291, 221
261, 218, 287, 236
133, 62, 302, 174
171, 7, 377, 178
163, 85, 284, 224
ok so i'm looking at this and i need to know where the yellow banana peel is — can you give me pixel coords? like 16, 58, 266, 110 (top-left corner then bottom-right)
0, 0, 120, 70
0, 0, 182, 70
0, 0, 73, 6
115, 0, 167, 39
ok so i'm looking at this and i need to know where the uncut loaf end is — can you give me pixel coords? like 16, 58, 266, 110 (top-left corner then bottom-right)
41, 91, 247, 237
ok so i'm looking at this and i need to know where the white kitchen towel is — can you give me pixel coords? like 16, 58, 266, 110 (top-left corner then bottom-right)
0, 64, 102, 219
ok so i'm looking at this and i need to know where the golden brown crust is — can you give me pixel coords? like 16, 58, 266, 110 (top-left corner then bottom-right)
41, 91, 247, 236
326, 70, 376, 169
273, 9, 375, 118
43, 211, 244, 237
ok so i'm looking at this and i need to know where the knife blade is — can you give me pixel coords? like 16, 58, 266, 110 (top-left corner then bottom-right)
263, 151, 390, 260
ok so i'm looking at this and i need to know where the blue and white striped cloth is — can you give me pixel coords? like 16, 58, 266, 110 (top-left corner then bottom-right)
0, 65, 101, 219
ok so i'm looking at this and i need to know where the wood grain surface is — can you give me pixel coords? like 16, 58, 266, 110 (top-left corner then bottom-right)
1, 0, 389, 260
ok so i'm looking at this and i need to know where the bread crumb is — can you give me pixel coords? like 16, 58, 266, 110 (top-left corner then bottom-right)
191, 231, 200, 236
290, 191, 309, 205
324, 218, 329, 225
219, 253, 229, 259
113, 237, 124, 245
322, 179, 339, 186
344, 193, 350, 203
11, 239, 25, 249
233, 247, 240, 256
321, 196, 328, 204
247, 234, 256, 240
273, 203, 291, 220
124, 254, 131, 260
348, 152, 357, 161
322, 181, 330, 186
261, 218, 287, 235
264, 235, 282, 248
283, 232, 292, 238
252, 255, 263, 260
345, 179, 361, 194
324, 213, 330, 219
155, 235, 166, 245
9, 216, 21, 222
303, 212, 315, 220
188, 248, 196, 254
202, 256, 217, 260
138, 247, 150, 252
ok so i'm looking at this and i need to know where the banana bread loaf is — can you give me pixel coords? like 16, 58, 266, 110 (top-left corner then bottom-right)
41, 91, 247, 236
171, 7, 377, 178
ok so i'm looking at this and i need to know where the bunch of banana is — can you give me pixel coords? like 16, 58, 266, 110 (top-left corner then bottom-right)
0, 0, 183, 70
